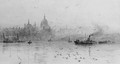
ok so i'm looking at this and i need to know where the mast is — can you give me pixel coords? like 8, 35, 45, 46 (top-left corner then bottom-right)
17, 33, 19, 41
3, 33, 5, 40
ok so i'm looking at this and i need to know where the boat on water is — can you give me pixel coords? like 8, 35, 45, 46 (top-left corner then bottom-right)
2, 33, 25, 43
3, 39, 14, 43
3, 38, 25, 43
74, 34, 96, 45
28, 40, 32, 44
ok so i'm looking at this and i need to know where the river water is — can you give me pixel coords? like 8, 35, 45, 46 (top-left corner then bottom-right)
0, 41, 119, 64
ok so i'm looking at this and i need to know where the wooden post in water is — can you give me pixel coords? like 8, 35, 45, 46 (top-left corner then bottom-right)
28, 44, 30, 64
9, 46, 11, 57
89, 46, 91, 56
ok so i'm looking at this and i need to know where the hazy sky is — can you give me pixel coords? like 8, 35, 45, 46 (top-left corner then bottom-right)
0, 0, 120, 32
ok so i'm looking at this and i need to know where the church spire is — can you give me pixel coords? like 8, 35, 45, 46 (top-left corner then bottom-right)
28, 19, 30, 24
34, 22, 37, 27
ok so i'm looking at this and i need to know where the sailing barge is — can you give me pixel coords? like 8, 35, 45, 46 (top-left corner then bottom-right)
2, 33, 25, 43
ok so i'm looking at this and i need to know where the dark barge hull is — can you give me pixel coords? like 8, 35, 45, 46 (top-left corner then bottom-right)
3, 40, 14, 43
74, 39, 97, 45
74, 41, 93, 45
3, 40, 25, 43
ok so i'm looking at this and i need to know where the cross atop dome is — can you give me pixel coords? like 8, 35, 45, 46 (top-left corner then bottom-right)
44, 14, 46, 20
28, 19, 30, 25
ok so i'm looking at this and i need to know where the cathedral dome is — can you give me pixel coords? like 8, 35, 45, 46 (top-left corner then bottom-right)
40, 15, 51, 30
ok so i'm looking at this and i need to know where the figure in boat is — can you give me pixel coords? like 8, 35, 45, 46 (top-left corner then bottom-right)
28, 40, 32, 45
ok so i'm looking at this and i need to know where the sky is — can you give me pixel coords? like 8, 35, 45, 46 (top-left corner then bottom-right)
0, 0, 120, 32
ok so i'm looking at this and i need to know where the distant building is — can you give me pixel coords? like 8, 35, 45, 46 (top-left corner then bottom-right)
22, 19, 38, 40
24, 19, 33, 29
39, 15, 53, 40
40, 15, 51, 32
